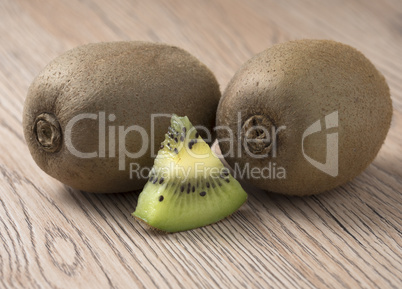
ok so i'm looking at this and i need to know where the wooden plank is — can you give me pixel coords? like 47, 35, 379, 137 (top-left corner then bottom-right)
0, 0, 401, 288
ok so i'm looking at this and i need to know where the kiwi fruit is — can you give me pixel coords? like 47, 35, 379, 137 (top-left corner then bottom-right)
216, 39, 392, 196
23, 41, 221, 193
133, 115, 247, 232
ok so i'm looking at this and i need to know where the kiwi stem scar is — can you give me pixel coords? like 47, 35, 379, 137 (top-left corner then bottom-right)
33, 113, 62, 153
242, 115, 275, 155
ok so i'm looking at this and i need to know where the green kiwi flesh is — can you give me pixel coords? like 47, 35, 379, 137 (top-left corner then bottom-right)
216, 39, 392, 196
133, 115, 248, 232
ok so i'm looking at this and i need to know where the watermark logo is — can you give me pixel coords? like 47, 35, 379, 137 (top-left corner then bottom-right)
61, 111, 340, 180
302, 111, 338, 177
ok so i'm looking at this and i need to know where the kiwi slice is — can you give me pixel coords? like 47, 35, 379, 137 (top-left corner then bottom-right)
133, 115, 247, 232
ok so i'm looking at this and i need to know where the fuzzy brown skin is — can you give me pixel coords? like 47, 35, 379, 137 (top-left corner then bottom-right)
23, 42, 221, 193
216, 39, 392, 196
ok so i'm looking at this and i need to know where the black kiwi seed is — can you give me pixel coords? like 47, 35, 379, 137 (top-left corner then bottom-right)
220, 172, 229, 179
188, 139, 197, 150
206, 182, 210, 188
222, 169, 229, 176
195, 132, 199, 138
153, 178, 158, 184
200, 191, 206, 197
180, 135, 184, 142
182, 127, 187, 134
159, 178, 164, 184
174, 137, 178, 143
180, 185, 184, 193
159, 195, 164, 202
225, 179, 230, 183
149, 176, 154, 182
174, 148, 178, 154
192, 186, 195, 192
187, 183, 191, 193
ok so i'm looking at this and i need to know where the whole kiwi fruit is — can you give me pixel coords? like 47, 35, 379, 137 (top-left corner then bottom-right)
23, 41, 221, 193
216, 39, 392, 196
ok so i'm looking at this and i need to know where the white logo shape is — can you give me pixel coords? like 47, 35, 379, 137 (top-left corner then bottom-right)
302, 111, 338, 177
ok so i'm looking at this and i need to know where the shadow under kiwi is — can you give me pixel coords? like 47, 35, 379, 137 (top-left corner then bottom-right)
240, 160, 401, 250
214, 134, 401, 240
56, 140, 400, 239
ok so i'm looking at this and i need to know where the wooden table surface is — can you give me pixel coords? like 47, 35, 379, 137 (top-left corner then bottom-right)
1, 0, 401, 288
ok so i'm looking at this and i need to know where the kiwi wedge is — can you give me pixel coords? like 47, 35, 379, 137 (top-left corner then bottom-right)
133, 115, 247, 232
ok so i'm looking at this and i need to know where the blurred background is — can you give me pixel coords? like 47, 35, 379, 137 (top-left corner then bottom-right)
2, 0, 401, 100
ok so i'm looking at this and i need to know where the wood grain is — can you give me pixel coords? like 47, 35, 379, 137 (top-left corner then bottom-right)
0, 0, 401, 288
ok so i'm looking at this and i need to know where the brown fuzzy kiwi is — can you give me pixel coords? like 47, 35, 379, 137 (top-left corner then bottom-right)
216, 39, 392, 196
23, 41, 221, 193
